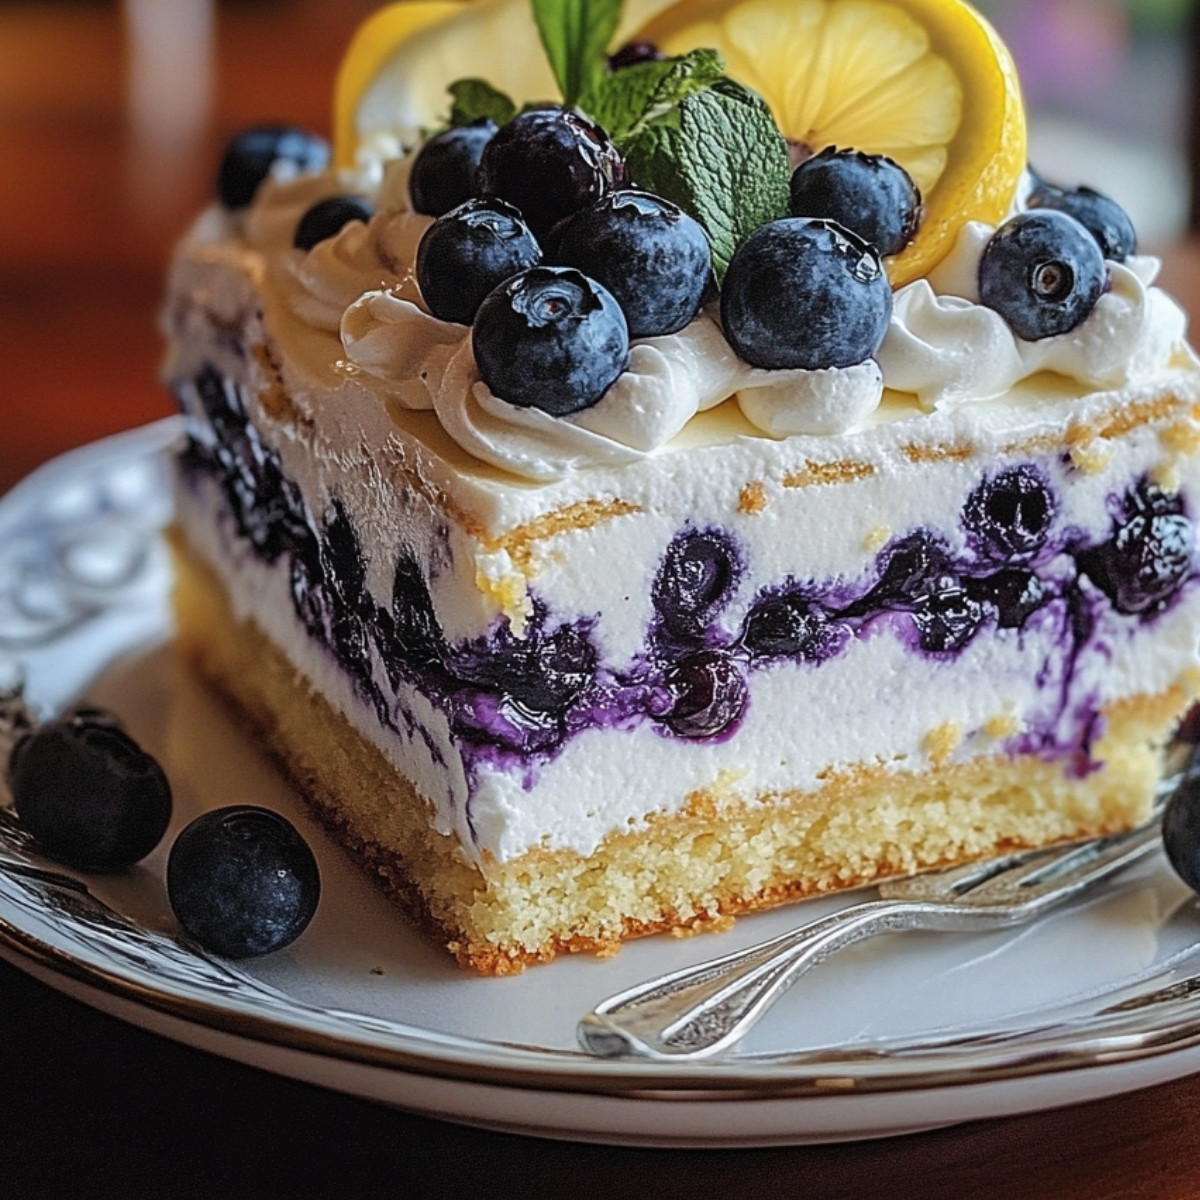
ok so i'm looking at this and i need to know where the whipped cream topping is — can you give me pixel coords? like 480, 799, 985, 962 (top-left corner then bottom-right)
877, 222, 1192, 409
220, 157, 1191, 481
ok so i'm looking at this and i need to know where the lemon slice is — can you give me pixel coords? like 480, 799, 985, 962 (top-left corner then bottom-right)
335, 0, 679, 171
634, 0, 1027, 285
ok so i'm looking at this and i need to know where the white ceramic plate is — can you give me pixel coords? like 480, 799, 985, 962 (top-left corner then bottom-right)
6, 420, 1200, 1148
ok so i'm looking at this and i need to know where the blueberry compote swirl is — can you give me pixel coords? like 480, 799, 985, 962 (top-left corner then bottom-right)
180, 366, 1198, 780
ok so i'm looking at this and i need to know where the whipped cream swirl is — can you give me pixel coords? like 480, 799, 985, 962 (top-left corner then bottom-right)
877, 222, 1190, 409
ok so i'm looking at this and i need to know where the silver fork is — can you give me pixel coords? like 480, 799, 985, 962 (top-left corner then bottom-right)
578, 797, 1178, 1061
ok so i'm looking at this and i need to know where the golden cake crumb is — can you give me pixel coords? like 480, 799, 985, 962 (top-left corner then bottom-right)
1161, 420, 1200, 456
739, 480, 768, 513
1068, 439, 1115, 474
902, 441, 975, 464
863, 525, 891, 552
783, 459, 876, 488
923, 722, 962, 767
984, 713, 1023, 740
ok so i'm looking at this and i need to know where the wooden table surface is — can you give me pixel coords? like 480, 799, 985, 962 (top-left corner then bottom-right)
4, 3, 1200, 1195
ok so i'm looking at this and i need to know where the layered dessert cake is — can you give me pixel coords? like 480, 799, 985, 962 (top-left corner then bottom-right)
163, 0, 1200, 972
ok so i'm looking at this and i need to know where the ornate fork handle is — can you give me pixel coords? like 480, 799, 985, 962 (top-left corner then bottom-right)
578, 897, 971, 1060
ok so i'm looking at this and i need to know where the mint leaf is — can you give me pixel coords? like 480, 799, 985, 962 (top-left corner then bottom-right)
448, 78, 517, 127
580, 49, 725, 142
531, 0, 623, 108
623, 79, 791, 281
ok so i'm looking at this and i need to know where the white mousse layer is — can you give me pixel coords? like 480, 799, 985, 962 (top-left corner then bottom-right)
163, 156, 1200, 869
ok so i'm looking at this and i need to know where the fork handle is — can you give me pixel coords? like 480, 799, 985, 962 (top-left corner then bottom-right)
578, 898, 937, 1060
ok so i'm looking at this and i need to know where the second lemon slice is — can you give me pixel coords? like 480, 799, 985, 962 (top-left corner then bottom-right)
635, 0, 1027, 285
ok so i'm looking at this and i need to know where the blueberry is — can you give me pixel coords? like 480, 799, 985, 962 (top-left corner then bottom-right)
217, 126, 330, 210
720, 218, 892, 370
659, 651, 748, 740
964, 466, 1056, 561
653, 528, 740, 640
167, 807, 320, 958
289, 541, 331, 643
1027, 180, 1137, 261
789, 148, 922, 257
608, 41, 665, 70
552, 190, 712, 338
1162, 743, 1200, 892
293, 195, 374, 251
410, 119, 497, 217
978, 210, 1106, 341
9, 715, 172, 872
967, 569, 1051, 629
322, 499, 368, 605
416, 198, 542, 325
742, 590, 826, 660
390, 553, 447, 673
912, 578, 985, 653
475, 107, 626, 239
860, 530, 955, 611
1077, 480, 1194, 615
449, 616, 596, 715
472, 266, 629, 416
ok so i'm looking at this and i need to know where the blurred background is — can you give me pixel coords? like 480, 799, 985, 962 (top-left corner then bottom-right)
0, 0, 1196, 492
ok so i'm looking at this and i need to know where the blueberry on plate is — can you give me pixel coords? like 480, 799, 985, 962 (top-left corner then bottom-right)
1026, 179, 1137, 262
293, 196, 375, 251
167, 806, 320, 958
1162, 743, 1200, 892
789, 147, 922, 257
553, 190, 712, 338
217, 126, 330, 210
475, 107, 625, 239
720, 218, 893, 371
978, 210, 1106, 341
9, 710, 172, 872
472, 266, 629, 416
417, 198, 542, 325
410, 118, 497, 217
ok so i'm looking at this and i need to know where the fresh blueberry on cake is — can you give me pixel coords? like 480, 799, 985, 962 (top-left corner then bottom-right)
788, 147, 922, 258
1027, 177, 1138, 262
551, 190, 712, 337
217, 125, 330, 211
416, 197, 542, 324
978, 209, 1107, 340
474, 106, 626, 238
409, 118, 498, 218
294, 195, 375, 251
472, 266, 630, 414
721, 218, 893, 369
163, 0, 1200, 973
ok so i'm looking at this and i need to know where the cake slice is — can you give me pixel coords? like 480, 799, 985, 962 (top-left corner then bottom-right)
164, 0, 1200, 973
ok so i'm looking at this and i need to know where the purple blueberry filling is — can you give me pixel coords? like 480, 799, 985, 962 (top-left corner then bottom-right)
178, 367, 1198, 785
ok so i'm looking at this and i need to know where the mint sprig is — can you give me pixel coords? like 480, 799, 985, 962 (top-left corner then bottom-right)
580, 49, 726, 141
448, 79, 518, 127
622, 78, 792, 282
531, 0, 623, 109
